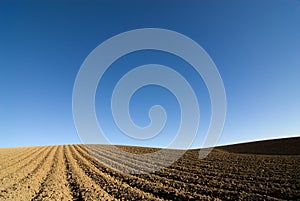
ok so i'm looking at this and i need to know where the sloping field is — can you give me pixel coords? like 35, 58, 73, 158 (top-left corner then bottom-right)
0, 138, 299, 200
217, 137, 300, 155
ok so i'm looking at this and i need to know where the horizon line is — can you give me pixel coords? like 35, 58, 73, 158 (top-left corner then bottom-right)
1, 135, 299, 149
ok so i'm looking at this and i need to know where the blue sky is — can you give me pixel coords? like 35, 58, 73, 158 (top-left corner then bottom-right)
0, 0, 300, 148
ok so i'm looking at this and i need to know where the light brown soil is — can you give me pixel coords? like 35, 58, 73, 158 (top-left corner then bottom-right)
0, 138, 299, 200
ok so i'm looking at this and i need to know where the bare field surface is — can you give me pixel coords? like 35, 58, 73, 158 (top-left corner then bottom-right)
217, 137, 300, 155
0, 138, 299, 200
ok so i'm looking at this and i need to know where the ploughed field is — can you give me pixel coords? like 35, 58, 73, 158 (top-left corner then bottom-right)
0, 138, 299, 200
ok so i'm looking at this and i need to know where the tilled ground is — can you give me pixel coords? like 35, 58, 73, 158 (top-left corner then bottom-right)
0, 143, 299, 200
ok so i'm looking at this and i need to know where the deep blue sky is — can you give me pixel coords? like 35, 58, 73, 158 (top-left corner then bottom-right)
1, 0, 299, 148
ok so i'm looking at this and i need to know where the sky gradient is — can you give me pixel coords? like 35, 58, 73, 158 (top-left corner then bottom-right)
1, 0, 300, 148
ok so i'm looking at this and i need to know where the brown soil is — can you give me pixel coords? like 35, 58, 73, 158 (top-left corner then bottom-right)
217, 137, 300, 155
0, 137, 299, 200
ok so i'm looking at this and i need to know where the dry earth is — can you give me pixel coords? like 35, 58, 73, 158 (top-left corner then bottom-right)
0, 138, 299, 200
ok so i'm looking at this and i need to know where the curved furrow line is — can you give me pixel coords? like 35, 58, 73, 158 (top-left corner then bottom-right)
159, 166, 247, 191
7, 146, 55, 187
86, 145, 161, 173
82, 146, 208, 185
174, 150, 267, 175
84, 144, 281, 198
171, 154, 298, 197
153, 168, 265, 200
30, 146, 73, 201
89, 145, 278, 199
96, 145, 239, 182
70, 145, 160, 201
166, 163, 282, 195
155, 160, 287, 200
80, 145, 144, 174
75, 145, 211, 201
0, 145, 298, 200
0, 146, 41, 171
87, 145, 222, 179
161, 156, 292, 200
80, 145, 273, 200
0, 146, 57, 200
0, 146, 47, 176
64, 146, 84, 201
30, 146, 60, 200
88, 145, 244, 188
88, 144, 180, 171
80, 145, 246, 200
86, 145, 185, 176
0, 146, 50, 188
87, 145, 213, 178
172, 161, 262, 182
171, 152, 259, 177
88, 145, 218, 183
64, 145, 116, 201
185, 153, 297, 199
